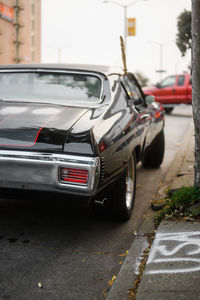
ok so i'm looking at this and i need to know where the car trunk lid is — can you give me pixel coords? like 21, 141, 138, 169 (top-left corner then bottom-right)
0, 101, 89, 151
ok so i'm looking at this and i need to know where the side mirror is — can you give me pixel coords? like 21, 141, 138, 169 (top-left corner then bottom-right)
145, 95, 155, 105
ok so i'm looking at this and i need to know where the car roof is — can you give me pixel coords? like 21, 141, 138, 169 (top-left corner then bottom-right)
0, 63, 123, 76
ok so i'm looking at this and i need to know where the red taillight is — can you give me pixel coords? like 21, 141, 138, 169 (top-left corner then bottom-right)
99, 140, 107, 152
60, 167, 88, 185
155, 112, 161, 118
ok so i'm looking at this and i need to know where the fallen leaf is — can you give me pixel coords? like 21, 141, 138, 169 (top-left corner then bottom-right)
182, 216, 193, 221
133, 279, 140, 285
108, 275, 116, 286
37, 282, 43, 288
119, 261, 123, 265
118, 250, 128, 257
133, 230, 137, 236
96, 251, 112, 256
103, 290, 107, 298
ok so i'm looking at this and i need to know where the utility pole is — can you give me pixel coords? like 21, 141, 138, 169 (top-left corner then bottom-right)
124, 5, 127, 49
103, 0, 149, 51
192, 0, 200, 186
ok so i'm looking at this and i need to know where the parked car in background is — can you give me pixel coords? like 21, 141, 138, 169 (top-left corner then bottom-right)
0, 64, 165, 220
143, 73, 191, 114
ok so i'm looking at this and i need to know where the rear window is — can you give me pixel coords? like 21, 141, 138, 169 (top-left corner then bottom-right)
0, 72, 102, 103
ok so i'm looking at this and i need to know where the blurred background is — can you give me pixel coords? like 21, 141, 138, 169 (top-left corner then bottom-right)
0, 0, 191, 84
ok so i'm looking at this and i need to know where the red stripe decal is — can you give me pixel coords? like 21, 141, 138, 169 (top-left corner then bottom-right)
0, 106, 67, 147
0, 114, 14, 126
0, 103, 31, 126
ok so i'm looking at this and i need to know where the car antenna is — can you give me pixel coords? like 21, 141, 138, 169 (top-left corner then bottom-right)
120, 36, 128, 75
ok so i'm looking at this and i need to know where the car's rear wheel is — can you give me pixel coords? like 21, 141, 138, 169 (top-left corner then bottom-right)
110, 152, 136, 221
142, 129, 165, 168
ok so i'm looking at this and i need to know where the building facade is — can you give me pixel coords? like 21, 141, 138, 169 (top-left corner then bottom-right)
0, 0, 41, 65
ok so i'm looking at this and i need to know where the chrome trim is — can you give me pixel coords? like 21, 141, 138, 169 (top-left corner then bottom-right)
100, 157, 106, 184
0, 69, 104, 102
0, 150, 100, 196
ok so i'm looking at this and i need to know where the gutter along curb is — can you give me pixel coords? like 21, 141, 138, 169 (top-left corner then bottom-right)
106, 121, 194, 300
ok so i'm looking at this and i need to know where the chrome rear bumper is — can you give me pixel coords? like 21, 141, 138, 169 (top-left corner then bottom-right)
0, 150, 100, 196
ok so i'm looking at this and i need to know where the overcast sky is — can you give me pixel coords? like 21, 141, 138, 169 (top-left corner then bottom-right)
41, 0, 191, 84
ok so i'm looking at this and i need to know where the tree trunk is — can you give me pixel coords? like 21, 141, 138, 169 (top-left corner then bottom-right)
192, 0, 200, 187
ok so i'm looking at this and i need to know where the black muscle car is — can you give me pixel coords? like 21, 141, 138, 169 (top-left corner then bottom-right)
0, 64, 165, 220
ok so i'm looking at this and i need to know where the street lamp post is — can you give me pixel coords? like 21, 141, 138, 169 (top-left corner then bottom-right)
148, 40, 174, 81
103, 0, 149, 50
48, 45, 71, 63
153, 42, 164, 81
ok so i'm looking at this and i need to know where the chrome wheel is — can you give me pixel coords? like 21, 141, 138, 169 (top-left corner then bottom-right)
110, 152, 136, 221
125, 155, 135, 210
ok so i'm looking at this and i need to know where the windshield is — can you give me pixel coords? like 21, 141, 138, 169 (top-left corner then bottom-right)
0, 72, 102, 103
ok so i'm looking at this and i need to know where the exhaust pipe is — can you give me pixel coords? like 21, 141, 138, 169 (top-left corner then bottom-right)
93, 197, 108, 207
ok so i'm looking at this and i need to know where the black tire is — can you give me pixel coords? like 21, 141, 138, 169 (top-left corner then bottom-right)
110, 152, 136, 221
164, 107, 174, 114
142, 130, 165, 168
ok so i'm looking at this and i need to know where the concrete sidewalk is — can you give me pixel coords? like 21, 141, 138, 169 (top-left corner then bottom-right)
136, 123, 200, 300
106, 122, 200, 300
136, 221, 200, 300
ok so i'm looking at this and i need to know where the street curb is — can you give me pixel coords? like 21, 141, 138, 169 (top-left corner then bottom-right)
105, 235, 148, 300
105, 207, 157, 300
106, 121, 194, 300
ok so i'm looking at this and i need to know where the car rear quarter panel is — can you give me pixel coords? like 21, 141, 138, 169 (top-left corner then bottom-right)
67, 76, 164, 191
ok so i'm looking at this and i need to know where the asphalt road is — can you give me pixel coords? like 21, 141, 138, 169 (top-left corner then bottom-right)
0, 105, 193, 300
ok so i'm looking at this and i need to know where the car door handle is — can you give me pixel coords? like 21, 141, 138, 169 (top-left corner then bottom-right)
172, 88, 176, 92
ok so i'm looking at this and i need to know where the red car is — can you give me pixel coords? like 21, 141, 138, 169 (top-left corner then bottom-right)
143, 74, 191, 114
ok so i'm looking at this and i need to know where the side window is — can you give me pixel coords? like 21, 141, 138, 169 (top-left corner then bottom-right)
112, 85, 129, 112
177, 75, 185, 86
160, 76, 176, 88
123, 77, 144, 106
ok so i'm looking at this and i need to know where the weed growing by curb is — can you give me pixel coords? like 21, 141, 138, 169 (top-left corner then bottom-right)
155, 186, 200, 227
